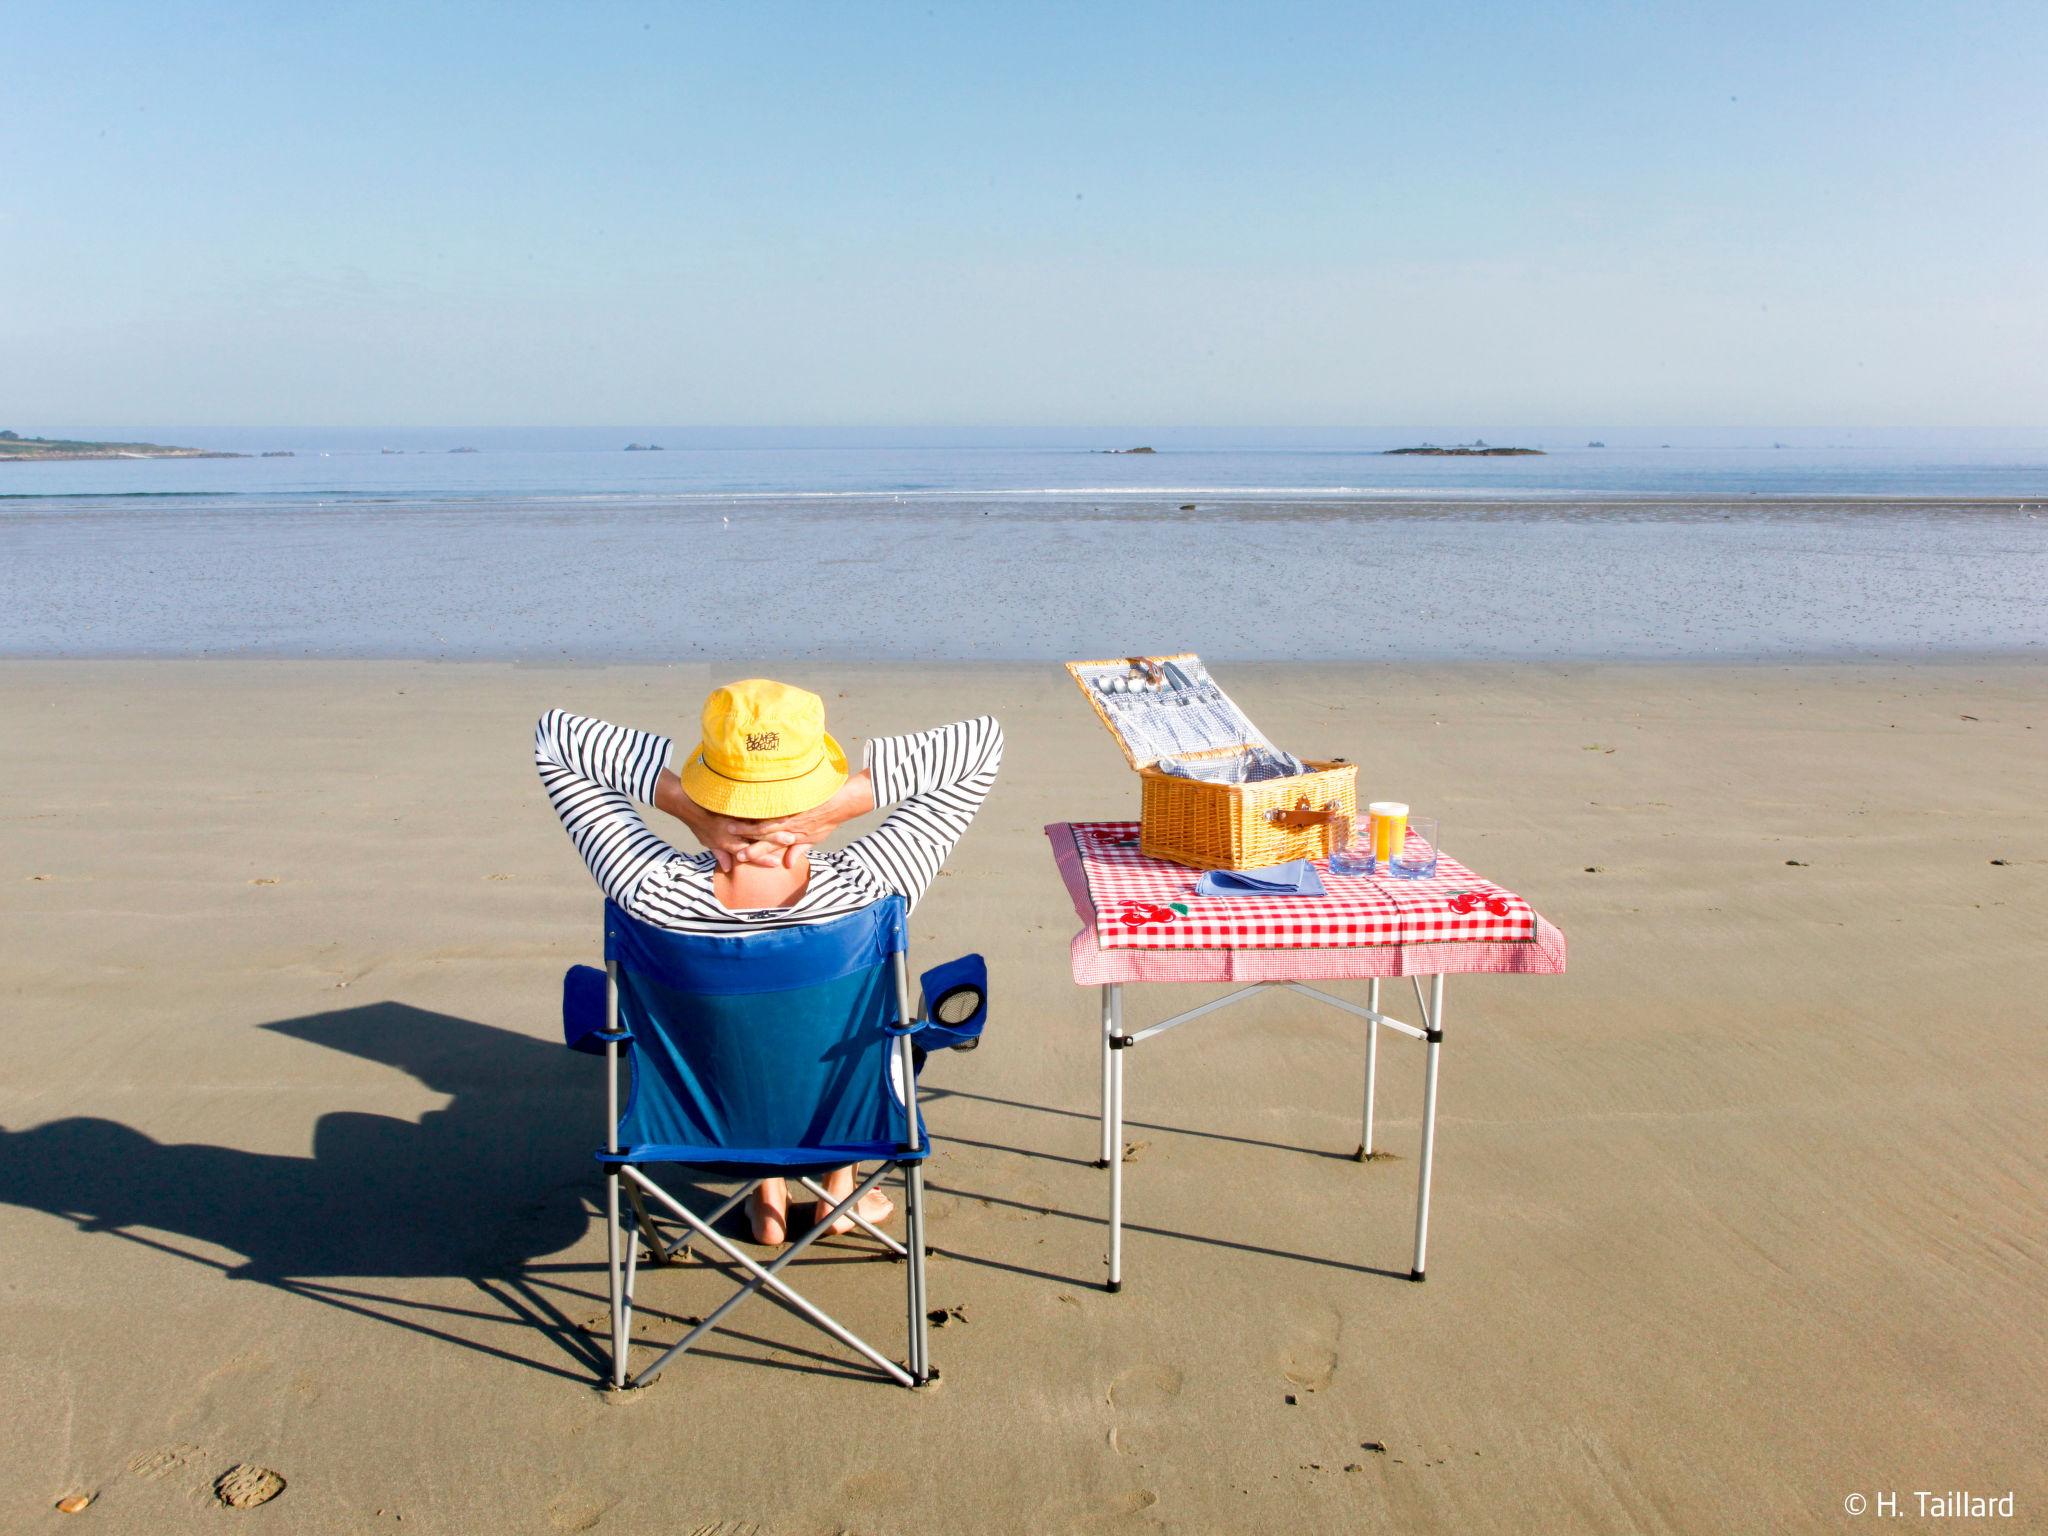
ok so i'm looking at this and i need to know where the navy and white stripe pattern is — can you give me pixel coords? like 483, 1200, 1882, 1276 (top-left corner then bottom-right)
535, 707, 1003, 933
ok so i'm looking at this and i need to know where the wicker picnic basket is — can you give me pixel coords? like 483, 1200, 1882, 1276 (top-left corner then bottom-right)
1066, 653, 1357, 871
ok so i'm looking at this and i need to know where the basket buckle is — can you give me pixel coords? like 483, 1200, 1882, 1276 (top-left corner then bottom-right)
1266, 799, 1336, 829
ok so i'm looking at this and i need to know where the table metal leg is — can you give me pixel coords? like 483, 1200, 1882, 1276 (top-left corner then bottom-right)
1107, 983, 1125, 1292
1411, 973, 1445, 1281
1093, 972, 1454, 1290
1097, 984, 1114, 1168
1358, 977, 1381, 1160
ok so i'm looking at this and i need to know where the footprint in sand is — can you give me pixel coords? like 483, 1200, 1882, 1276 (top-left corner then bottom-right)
839, 1468, 914, 1504
548, 1493, 620, 1531
986, 1176, 1053, 1221
1279, 1299, 1342, 1392
1106, 1362, 1184, 1457
214, 1464, 286, 1509
127, 1445, 206, 1487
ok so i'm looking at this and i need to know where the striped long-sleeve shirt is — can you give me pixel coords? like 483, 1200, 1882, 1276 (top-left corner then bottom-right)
535, 708, 1004, 932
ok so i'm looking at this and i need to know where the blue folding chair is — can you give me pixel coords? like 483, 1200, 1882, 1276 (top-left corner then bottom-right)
562, 896, 986, 1390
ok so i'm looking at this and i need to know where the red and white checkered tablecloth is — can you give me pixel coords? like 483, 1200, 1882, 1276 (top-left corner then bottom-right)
1065, 820, 1538, 950
1053, 820, 1547, 951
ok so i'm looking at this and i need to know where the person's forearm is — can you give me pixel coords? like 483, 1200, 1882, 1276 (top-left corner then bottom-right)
533, 709, 678, 905
832, 769, 878, 823
652, 767, 693, 825
534, 708, 672, 802
864, 716, 1005, 805
838, 717, 1003, 906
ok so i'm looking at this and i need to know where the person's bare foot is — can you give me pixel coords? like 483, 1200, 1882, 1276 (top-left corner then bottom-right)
813, 1166, 896, 1235
748, 1179, 788, 1245
817, 1188, 896, 1236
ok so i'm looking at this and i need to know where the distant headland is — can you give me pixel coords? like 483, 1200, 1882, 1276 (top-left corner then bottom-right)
1383, 441, 1544, 457
0, 431, 243, 462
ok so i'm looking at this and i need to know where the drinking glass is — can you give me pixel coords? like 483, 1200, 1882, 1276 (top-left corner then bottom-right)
1367, 801, 1409, 872
1327, 810, 1373, 875
1390, 815, 1440, 879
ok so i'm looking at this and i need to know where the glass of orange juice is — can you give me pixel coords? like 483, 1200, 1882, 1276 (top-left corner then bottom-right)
1367, 801, 1408, 873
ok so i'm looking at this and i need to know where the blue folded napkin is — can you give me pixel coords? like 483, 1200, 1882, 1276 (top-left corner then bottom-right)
1195, 860, 1326, 898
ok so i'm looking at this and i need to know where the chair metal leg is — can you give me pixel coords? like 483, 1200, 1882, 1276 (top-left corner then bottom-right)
626, 1165, 915, 1388
902, 1167, 919, 1380
605, 1170, 627, 1389
905, 1163, 932, 1382
1107, 984, 1125, 1292
602, 966, 627, 1386
665, 1180, 758, 1262
623, 1192, 641, 1326
625, 1183, 677, 1264
1412, 974, 1445, 1281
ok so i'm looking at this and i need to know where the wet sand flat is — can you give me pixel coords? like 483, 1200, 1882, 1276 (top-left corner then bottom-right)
4, 493, 2044, 661
0, 658, 2042, 1533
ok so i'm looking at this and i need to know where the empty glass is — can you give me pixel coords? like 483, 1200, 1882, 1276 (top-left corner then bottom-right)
1389, 815, 1440, 878
1327, 810, 1373, 874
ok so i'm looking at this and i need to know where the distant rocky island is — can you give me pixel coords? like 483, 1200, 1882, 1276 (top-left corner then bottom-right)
0, 430, 243, 462
624, 443, 665, 451
1097, 445, 1155, 454
1383, 441, 1543, 457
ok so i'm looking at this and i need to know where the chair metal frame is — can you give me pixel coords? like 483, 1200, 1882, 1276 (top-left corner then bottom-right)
1097, 973, 1446, 1290
596, 943, 934, 1391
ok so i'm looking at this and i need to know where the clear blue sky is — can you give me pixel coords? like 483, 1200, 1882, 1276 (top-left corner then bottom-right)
5, 1, 2043, 429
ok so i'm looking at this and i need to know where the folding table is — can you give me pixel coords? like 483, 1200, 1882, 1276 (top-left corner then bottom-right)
1046, 821, 1567, 1290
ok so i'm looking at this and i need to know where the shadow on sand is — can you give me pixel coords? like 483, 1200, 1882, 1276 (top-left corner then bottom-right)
0, 1003, 1411, 1382
0, 1002, 806, 1383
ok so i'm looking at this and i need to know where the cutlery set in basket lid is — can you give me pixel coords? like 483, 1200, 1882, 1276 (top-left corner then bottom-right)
1066, 653, 1357, 871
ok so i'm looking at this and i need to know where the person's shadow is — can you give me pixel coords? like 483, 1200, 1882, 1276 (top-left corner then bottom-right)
0, 1003, 623, 1381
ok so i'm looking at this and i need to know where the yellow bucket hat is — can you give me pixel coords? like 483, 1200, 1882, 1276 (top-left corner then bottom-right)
679, 678, 849, 820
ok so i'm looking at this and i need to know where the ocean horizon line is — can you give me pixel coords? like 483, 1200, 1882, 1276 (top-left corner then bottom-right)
24, 424, 2048, 447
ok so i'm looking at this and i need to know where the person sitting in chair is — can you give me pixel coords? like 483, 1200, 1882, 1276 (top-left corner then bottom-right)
536, 681, 1002, 1245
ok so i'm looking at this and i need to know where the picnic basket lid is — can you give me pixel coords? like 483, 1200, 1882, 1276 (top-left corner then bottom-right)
1064, 653, 1277, 771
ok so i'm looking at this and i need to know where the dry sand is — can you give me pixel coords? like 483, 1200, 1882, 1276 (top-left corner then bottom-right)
1, 658, 2042, 1534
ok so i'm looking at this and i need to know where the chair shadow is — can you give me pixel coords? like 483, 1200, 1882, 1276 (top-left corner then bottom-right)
0, 1001, 871, 1385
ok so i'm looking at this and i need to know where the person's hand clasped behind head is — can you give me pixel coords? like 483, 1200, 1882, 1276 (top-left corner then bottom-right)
654, 680, 878, 900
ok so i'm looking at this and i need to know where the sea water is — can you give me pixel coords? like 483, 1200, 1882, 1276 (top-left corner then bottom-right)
2, 430, 2043, 660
